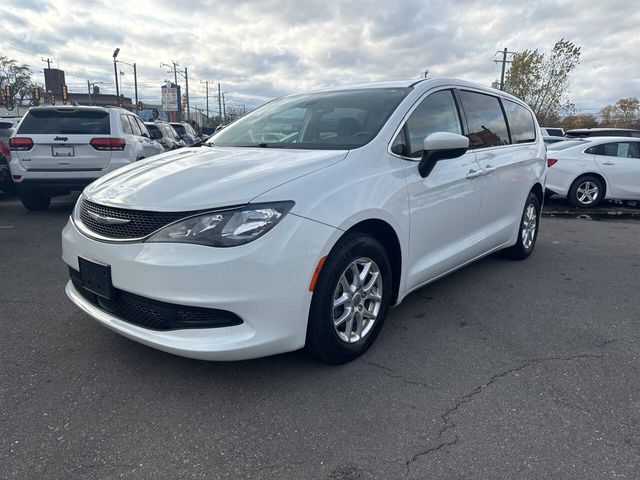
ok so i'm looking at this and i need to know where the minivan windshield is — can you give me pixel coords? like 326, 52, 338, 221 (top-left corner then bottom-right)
207, 87, 410, 150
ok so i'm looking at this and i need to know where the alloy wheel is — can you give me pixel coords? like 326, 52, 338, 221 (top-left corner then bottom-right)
521, 203, 537, 250
576, 181, 599, 205
332, 257, 383, 344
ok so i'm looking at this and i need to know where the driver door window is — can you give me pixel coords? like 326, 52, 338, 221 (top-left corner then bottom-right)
392, 90, 462, 158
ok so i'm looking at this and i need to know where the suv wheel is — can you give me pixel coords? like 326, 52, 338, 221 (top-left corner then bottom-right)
19, 192, 51, 211
306, 232, 392, 364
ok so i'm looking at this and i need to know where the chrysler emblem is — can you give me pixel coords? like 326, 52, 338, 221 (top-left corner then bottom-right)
87, 211, 131, 225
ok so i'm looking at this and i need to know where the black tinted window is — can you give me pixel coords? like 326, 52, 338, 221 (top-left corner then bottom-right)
545, 128, 564, 136
504, 100, 536, 143
18, 109, 110, 135
459, 91, 510, 148
401, 90, 462, 158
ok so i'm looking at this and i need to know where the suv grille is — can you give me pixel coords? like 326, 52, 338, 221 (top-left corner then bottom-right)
78, 199, 205, 240
70, 269, 243, 330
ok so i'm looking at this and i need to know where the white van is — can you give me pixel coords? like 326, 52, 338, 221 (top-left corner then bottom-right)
62, 78, 546, 363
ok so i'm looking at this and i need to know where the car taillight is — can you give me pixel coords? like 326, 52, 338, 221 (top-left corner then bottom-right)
9, 137, 33, 151
90, 138, 126, 151
547, 158, 558, 167
0, 140, 10, 158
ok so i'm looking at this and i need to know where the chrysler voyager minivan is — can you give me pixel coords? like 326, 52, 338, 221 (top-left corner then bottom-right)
63, 78, 546, 363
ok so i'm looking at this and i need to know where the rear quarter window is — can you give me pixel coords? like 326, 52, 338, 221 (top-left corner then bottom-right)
503, 100, 536, 143
17, 109, 110, 135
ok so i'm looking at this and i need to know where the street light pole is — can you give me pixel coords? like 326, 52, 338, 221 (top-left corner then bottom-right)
112, 48, 120, 102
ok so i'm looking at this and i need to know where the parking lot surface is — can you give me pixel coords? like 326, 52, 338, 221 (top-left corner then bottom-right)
2, 194, 639, 479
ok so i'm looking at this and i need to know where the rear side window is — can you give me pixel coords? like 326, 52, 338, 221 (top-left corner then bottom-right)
588, 142, 640, 158
120, 114, 132, 135
545, 128, 564, 137
503, 100, 536, 143
128, 116, 142, 136
393, 89, 462, 158
459, 91, 510, 148
18, 109, 110, 135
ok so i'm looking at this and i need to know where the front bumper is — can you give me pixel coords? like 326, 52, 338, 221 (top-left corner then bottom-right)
62, 212, 339, 360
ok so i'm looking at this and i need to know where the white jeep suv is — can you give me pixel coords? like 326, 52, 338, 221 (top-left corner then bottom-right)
9, 106, 164, 210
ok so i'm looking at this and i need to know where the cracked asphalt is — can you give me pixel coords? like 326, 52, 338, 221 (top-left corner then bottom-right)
2, 194, 640, 480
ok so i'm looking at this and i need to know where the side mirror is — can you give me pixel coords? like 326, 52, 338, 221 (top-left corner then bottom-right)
418, 132, 469, 178
150, 129, 163, 140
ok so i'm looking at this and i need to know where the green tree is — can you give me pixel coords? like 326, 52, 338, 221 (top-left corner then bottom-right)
599, 98, 640, 128
506, 39, 581, 124
0, 56, 38, 109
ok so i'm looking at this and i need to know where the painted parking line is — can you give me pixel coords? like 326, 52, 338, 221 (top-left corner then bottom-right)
0, 225, 15, 228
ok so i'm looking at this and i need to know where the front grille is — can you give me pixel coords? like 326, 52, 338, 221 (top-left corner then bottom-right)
78, 199, 205, 240
70, 269, 243, 331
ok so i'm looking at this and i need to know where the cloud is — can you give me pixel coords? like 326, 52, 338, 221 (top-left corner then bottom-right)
0, 0, 639, 114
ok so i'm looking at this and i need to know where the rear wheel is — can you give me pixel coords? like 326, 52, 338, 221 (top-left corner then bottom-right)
502, 192, 540, 260
306, 232, 392, 364
568, 175, 604, 208
19, 191, 51, 211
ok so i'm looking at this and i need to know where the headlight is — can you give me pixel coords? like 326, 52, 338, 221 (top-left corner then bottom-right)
146, 201, 294, 247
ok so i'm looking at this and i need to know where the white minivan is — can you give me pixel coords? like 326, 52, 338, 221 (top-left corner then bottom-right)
9, 106, 164, 210
62, 78, 546, 363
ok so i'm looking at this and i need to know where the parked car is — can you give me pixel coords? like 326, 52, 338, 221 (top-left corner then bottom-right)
0, 119, 16, 194
9, 106, 165, 211
565, 128, 640, 138
540, 126, 565, 137
145, 122, 184, 151
170, 122, 199, 145
62, 78, 546, 363
543, 135, 566, 145
546, 137, 640, 207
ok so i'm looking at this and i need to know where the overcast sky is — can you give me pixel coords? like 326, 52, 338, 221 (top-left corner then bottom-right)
1, 0, 638, 115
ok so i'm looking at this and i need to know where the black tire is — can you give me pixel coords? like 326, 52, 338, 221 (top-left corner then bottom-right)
19, 191, 51, 211
502, 192, 540, 260
568, 175, 604, 208
306, 232, 392, 364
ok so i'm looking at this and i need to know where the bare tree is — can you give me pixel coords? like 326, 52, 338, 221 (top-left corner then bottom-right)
0, 56, 38, 109
506, 39, 581, 124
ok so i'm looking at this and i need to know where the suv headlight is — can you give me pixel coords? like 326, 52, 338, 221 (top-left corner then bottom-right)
146, 201, 294, 247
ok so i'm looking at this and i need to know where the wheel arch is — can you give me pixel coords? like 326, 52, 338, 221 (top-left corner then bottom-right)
569, 172, 608, 199
343, 218, 402, 305
530, 182, 544, 205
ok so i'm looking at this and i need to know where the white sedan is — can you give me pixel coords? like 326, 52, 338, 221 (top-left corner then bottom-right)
546, 137, 640, 207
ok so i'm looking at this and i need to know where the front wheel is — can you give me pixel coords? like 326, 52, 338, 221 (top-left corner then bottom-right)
306, 232, 392, 364
502, 192, 540, 260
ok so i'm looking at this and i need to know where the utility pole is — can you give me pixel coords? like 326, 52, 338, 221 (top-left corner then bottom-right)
87, 80, 91, 94
217, 82, 222, 125
493, 48, 515, 91
184, 67, 190, 119
133, 63, 138, 111
222, 92, 226, 124
201, 80, 213, 125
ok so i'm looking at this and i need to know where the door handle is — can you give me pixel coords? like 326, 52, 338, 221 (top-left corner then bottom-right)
482, 164, 496, 174
466, 169, 482, 179
601, 162, 615, 165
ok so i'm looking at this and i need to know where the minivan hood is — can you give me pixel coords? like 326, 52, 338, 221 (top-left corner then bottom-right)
84, 146, 348, 211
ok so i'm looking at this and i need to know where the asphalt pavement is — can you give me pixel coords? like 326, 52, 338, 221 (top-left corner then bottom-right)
1, 194, 639, 479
